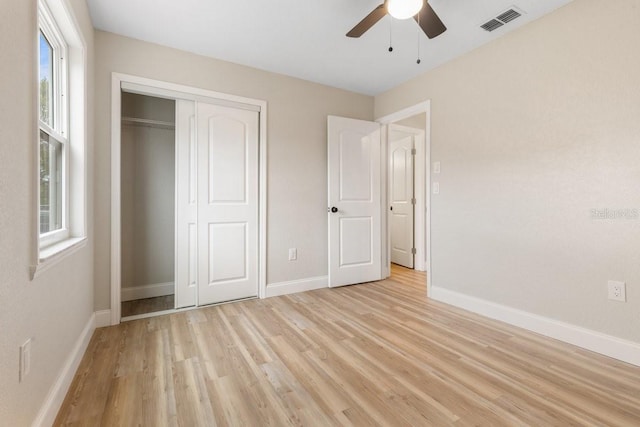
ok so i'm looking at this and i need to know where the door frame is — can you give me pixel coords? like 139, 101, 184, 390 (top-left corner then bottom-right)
377, 101, 432, 297
110, 73, 268, 325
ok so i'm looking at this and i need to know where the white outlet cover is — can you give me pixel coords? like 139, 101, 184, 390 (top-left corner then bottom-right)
607, 280, 626, 302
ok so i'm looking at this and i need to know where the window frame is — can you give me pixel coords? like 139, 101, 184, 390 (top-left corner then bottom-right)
32, 0, 87, 279
38, 1, 70, 249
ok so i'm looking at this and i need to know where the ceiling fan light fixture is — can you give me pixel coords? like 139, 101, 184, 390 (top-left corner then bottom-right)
387, 0, 423, 20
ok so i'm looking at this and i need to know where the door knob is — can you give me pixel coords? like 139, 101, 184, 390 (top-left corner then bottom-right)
329, 207, 338, 213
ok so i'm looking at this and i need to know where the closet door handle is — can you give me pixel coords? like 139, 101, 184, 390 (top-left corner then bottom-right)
328, 207, 338, 213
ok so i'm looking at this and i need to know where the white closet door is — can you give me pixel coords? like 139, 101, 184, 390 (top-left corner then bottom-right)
389, 134, 415, 268
197, 102, 259, 305
175, 100, 197, 308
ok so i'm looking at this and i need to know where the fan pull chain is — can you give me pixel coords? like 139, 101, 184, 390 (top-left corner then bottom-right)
416, 12, 421, 64
388, 16, 393, 52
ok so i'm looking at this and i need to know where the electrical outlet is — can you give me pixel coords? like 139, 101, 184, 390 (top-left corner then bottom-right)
288, 248, 297, 261
20, 338, 32, 382
607, 280, 626, 302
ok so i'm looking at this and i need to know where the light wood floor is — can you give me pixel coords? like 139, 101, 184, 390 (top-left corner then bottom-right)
56, 266, 640, 426
122, 294, 175, 318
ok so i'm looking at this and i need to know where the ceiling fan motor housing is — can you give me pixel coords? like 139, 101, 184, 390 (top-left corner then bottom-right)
386, 0, 424, 20
346, 0, 446, 40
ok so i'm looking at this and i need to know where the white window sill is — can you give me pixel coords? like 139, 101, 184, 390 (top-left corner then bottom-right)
30, 236, 87, 280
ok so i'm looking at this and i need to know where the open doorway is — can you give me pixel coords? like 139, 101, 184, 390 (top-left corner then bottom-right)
388, 121, 424, 270
378, 102, 432, 296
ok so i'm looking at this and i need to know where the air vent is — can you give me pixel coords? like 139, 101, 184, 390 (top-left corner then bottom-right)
480, 7, 525, 32
480, 19, 504, 32
496, 9, 522, 23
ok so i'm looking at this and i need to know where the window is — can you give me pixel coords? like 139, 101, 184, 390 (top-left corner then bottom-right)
38, 4, 68, 245
32, 0, 87, 277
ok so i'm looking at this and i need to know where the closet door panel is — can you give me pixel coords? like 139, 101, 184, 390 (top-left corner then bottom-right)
208, 116, 247, 203
175, 100, 197, 308
208, 222, 247, 283
197, 102, 259, 305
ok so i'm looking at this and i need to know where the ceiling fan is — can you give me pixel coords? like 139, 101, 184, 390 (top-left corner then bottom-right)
347, 0, 447, 39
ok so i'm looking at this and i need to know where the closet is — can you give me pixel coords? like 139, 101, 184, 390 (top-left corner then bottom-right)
119, 88, 260, 319
121, 93, 176, 317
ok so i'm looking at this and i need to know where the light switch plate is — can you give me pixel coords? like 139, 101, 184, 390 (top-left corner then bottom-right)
433, 182, 440, 194
433, 161, 441, 174
20, 338, 32, 382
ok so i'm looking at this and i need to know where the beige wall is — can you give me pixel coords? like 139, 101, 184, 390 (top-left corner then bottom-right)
375, 0, 640, 343
94, 31, 374, 310
0, 0, 95, 424
394, 113, 426, 130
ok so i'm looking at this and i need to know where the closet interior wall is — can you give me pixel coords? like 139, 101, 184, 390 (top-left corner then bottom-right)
121, 92, 176, 304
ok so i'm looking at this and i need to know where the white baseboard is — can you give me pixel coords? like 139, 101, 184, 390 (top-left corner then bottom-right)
266, 276, 327, 298
121, 282, 174, 302
32, 312, 96, 427
94, 309, 112, 328
431, 286, 640, 367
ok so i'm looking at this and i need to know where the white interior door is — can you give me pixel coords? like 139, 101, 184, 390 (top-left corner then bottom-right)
175, 100, 198, 308
328, 115, 382, 287
389, 132, 415, 268
197, 102, 259, 305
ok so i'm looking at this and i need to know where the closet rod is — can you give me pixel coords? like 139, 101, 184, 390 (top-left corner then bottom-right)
122, 116, 175, 130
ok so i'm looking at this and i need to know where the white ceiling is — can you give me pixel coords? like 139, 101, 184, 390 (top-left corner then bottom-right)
86, 0, 573, 96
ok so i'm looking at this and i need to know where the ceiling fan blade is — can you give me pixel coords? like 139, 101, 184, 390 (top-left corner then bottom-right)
346, 4, 388, 38
414, 1, 447, 39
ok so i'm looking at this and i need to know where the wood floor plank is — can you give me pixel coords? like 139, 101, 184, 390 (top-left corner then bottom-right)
172, 358, 216, 427
100, 373, 144, 426
141, 328, 177, 427
55, 266, 640, 426
267, 334, 352, 415
259, 359, 340, 427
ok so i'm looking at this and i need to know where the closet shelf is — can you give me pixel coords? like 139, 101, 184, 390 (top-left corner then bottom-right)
122, 116, 175, 130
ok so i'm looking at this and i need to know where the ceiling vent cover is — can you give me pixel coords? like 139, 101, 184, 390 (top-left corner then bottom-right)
481, 7, 524, 32
496, 9, 522, 23
480, 19, 504, 32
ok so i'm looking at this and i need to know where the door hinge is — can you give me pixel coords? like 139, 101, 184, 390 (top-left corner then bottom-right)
411, 198, 416, 205
411, 248, 417, 255
411, 148, 417, 155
